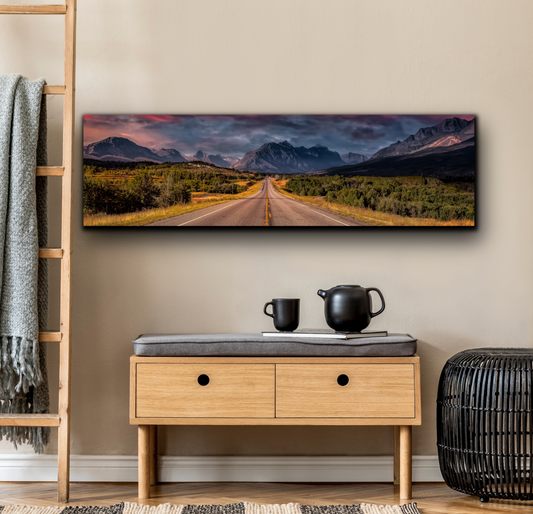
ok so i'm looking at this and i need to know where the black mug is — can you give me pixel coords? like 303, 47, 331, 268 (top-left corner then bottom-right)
264, 298, 300, 332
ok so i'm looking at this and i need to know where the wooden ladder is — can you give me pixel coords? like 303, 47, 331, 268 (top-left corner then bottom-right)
0, 1, 76, 503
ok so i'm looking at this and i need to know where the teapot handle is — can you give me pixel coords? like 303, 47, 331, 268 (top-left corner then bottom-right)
366, 287, 385, 318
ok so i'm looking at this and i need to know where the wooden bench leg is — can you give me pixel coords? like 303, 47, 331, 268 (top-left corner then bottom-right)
393, 426, 400, 486
139, 425, 151, 499
150, 425, 158, 486
399, 425, 412, 500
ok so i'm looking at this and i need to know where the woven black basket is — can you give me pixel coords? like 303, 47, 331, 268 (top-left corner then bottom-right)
437, 348, 533, 502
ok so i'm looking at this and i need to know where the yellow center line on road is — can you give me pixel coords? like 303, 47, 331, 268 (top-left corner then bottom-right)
265, 189, 270, 226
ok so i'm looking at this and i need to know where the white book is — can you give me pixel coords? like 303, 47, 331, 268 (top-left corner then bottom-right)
262, 329, 388, 340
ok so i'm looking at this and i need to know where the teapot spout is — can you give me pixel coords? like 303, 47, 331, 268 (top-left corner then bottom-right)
317, 289, 328, 299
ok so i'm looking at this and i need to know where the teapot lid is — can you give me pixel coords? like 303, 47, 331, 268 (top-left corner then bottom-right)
337, 284, 361, 287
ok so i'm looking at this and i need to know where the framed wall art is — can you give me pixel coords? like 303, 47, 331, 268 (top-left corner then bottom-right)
83, 114, 475, 228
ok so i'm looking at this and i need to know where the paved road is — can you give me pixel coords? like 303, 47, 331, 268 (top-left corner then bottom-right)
148, 178, 367, 227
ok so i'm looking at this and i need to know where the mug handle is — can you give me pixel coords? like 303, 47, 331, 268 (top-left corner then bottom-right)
366, 288, 385, 318
263, 301, 274, 318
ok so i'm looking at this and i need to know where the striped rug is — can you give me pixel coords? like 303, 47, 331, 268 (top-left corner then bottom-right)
0, 502, 421, 514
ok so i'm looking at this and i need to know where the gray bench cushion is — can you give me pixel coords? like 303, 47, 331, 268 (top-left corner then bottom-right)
133, 333, 417, 357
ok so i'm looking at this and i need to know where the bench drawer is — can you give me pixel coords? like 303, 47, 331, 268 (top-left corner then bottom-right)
276, 364, 415, 418
136, 363, 275, 418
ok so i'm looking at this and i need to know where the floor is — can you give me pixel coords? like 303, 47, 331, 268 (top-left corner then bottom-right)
0, 483, 531, 513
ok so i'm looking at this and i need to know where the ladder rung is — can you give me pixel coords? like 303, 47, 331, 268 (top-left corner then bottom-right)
39, 247, 63, 259
37, 166, 64, 176
43, 85, 66, 95
39, 331, 62, 342
0, 5, 66, 15
0, 414, 60, 427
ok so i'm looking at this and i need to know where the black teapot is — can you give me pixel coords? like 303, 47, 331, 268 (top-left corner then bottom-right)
317, 285, 385, 332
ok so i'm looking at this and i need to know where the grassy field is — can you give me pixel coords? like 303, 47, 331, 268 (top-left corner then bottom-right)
83, 160, 263, 226
84, 180, 264, 227
271, 178, 475, 227
83, 158, 474, 228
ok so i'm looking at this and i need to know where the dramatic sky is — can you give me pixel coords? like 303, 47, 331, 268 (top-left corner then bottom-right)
83, 114, 475, 158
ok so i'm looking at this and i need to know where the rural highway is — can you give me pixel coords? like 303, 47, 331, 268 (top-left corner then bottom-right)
148, 178, 367, 227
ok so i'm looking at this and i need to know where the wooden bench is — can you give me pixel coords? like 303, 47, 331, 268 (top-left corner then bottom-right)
130, 354, 421, 500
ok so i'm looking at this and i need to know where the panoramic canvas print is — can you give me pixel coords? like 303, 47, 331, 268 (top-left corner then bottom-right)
83, 114, 475, 227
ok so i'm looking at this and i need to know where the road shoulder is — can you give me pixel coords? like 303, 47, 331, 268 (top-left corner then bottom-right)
269, 180, 370, 226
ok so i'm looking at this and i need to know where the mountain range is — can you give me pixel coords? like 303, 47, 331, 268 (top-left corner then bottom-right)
325, 118, 476, 179
83, 137, 366, 173
83, 137, 238, 167
84, 137, 189, 163
153, 147, 188, 162
83, 117, 474, 178
187, 150, 236, 168
233, 141, 347, 173
369, 117, 474, 160
341, 152, 367, 165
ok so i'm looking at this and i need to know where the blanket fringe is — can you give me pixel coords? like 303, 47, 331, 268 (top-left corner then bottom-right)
0, 335, 42, 395
0, 397, 50, 453
0, 335, 48, 453
0, 394, 50, 453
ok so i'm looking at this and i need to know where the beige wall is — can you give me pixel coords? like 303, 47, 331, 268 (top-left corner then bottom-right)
0, 0, 532, 457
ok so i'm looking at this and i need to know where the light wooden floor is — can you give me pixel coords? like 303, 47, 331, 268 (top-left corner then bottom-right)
0, 483, 531, 513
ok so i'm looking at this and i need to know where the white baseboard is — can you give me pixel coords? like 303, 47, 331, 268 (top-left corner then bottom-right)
0, 455, 443, 483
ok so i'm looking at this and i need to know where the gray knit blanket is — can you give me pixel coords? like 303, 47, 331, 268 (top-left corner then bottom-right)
0, 74, 49, 453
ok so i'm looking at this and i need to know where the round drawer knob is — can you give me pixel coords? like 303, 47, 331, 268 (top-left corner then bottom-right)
198, 374, 210, 386
337, 374, 349, 386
